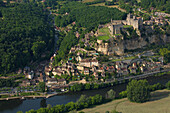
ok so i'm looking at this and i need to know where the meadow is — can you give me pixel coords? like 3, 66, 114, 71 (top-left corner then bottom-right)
81, 89, 170, 113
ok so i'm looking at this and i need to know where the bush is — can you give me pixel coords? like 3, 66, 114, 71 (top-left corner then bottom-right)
166, 81, 170, 90
127, 80, 150, 103
119, 90, 127, 98
149, 83, 165, 91
106, 89, 116, 100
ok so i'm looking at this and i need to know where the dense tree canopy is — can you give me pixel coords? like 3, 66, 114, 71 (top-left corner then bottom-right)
0, 3, 54, 74
140, 0, 170, 13
53, 30, 78, 64
55, 2, 126, 31
127, 79, 151, 103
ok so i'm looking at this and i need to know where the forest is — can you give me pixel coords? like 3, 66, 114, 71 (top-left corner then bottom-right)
55, 2, 126, 31
140, 0, 170, 13
0, 3, 54, 74
118, 0, 170, 13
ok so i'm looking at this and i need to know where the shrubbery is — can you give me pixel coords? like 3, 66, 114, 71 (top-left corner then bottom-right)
166, 81, 170, 90
127, 80, 151, 103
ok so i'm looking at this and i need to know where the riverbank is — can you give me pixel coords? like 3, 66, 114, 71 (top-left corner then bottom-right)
0, 72, 169, 101
0, 91, 68, 101
0, 74, 169, 113
80, 89, 170, 113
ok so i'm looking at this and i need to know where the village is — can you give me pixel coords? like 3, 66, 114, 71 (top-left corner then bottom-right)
0, 9, 170, 95
2, 12, 168, 95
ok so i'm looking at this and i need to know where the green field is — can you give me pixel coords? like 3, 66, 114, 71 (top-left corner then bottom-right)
123, 25, 133, 28
80, 90, 170, 113
112, 56, 137, 62
99, 27, 110, 36
97, 35, 110, 40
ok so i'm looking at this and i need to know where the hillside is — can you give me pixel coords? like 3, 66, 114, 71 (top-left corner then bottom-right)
0, 3, 54, 74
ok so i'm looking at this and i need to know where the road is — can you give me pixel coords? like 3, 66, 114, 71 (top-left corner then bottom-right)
116, 69, 170, 82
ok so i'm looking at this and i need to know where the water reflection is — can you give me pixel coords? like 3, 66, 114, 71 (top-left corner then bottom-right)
0, 99, 23, 111
40, 98, 47, 108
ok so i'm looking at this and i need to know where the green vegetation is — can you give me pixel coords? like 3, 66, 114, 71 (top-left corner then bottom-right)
140, 0, 170, 13
119, 90, 127, 98
112, 56, 137, 62
81, 90, 170, 113
20, 92, 40, 96
97, 35, 110, 40
55, 1, 126, 31
0, 95, 9, 98
0, 78, 20, 88
166, 81, 170, 90
106, 89, 116, 100
99, 27, 110, 36
0, 3, 54, 74
39, 82, 46, 92
53, 31, 78, 65
159, 47, 170, 63
123, 25, 132, 28
24, 94, 103, 113
84, 0, 105, 5
22, 80, 170, 113
127, 79, 150, 103
69, 81, 120, 92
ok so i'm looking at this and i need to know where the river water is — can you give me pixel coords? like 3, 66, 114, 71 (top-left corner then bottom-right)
0, 74, 170, 113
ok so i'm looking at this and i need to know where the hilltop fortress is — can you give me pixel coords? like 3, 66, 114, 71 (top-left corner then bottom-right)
108, 13, 143, 35
93, 13, 169, 56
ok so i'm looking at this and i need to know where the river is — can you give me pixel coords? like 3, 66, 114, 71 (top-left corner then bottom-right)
0, 74, 170, 113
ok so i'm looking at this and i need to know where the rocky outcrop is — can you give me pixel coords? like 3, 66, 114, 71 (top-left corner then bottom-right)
123, 34, 169, 50
95, 34, 169, 55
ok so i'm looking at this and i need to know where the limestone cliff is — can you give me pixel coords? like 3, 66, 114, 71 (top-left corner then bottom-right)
95, 34, 169, 56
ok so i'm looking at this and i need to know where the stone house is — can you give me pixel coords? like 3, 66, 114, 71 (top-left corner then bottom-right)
122, 68, 129, 75
57, 78, 66, 85
80, 59, 99, 67
27, 71, 34, 79
47, 78, 58, 86
20, 80, 31, 87
77, 65, 84, 71
52, 69, 63, 76
84, 68, 90, 75
116, 68, 123, 77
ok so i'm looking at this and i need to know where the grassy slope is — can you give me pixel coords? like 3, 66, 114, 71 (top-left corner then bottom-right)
82, 0, 96, 3
98, 36, 110, 40
81, 90, 170, 113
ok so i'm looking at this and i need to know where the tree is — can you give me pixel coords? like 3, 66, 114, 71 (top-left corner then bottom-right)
0, 0, 3, 6
17, 111, 23, 113
84, 83, 91, 90
159, 48, 169, 56
31, 41, 46, 58
7, 0, 10, 4
166, 81, 170, 90
47, 104, 52, 109
65, 102, 75, 112
26, 109, 36, 113
127, 80, 150, 103
76, 95, 87, 109
119, 90, 127, 98
106, 89, 116, 100
39, 82, 46, 92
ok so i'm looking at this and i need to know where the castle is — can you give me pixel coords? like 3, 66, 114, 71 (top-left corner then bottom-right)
109, 13, 143, 35
94, 14, 144, 55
